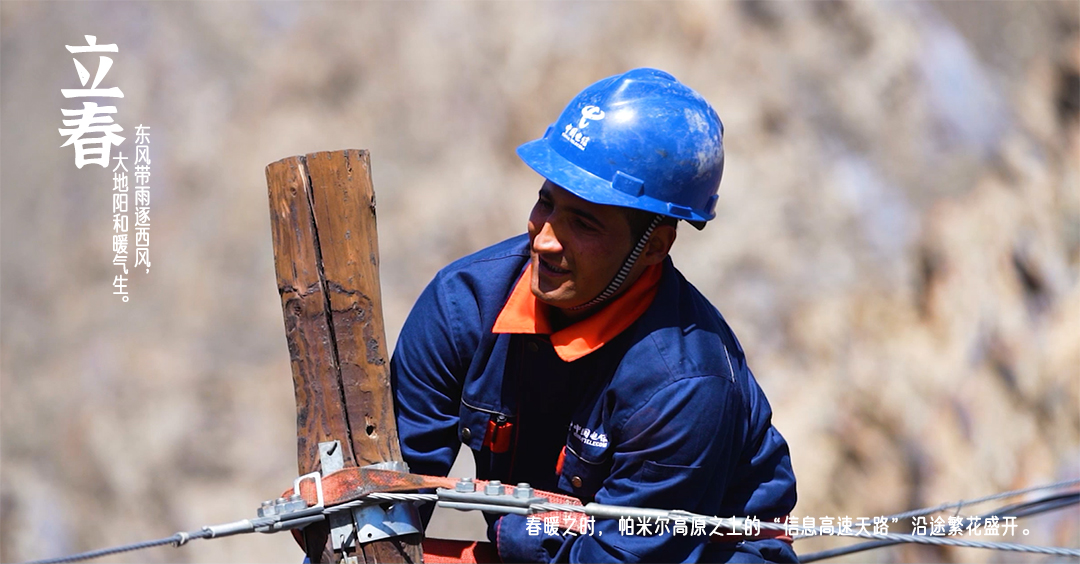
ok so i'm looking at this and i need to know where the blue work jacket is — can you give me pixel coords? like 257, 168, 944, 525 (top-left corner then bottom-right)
391, 235, 797, 563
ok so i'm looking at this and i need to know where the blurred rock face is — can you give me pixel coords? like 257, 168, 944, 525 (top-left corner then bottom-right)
1, 1, 1077, 562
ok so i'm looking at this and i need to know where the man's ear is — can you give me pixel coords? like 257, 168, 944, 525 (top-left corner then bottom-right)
640, 225, 676, 266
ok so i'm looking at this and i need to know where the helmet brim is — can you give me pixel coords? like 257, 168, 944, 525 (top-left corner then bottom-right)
517, 138, 711, 229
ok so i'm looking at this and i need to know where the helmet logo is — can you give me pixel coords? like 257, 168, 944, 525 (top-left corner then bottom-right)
577, 105, 606, 128
561, 105, 605, 151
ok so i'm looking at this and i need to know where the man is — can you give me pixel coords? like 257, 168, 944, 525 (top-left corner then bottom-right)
392, 68, 797, 563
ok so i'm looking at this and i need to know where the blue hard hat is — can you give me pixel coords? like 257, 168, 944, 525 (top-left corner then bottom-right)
517, 68, 724, 229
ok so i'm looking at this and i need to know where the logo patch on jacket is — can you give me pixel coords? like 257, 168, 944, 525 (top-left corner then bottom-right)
570, 422, 608, 448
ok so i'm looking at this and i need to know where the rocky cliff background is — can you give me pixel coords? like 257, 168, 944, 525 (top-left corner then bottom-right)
1, 1, 1077, 562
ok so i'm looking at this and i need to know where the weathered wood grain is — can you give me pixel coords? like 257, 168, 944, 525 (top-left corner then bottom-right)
267, 150, 422, 563
266, 155, 360, 473
305, 150, 401, 466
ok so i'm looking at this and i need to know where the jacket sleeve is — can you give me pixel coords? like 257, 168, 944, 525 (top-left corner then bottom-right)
495, 373, 797, 563
391, 273, 470, 489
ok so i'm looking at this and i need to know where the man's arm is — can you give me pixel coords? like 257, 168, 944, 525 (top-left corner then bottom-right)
391, 274, 468, 484
495, 374, 797, 563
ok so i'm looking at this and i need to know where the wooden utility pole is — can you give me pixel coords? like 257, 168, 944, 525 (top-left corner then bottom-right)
266, 149, 422, 563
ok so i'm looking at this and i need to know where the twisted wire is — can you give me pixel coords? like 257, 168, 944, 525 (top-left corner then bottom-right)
882, 478, 1080, 522
24, 481, 1080, 562
24, 530, 212, 564
798, 491, 1080, 562
323, 492, 438, 514
526, 502, 1080, 557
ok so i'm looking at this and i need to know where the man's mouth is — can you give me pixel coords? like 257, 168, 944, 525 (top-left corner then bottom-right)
538, 257, 571, 276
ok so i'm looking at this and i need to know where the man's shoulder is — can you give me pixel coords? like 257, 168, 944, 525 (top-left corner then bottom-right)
621, 261, 749, 386
602, 264, 760, 433
436, 234, 531, 280
421, 235, 530, 323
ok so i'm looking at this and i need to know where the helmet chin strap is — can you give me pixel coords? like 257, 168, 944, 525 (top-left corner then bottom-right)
569, 214, 664, 311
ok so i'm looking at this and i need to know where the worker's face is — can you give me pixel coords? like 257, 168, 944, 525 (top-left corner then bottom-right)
527, 181, 635, 310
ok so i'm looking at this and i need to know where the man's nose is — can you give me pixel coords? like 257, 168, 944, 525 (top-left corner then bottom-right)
532, 221, 563, 254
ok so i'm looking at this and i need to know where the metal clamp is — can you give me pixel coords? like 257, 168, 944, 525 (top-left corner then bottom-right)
352, 500, 422, 543
318, 448, 422, 551
437, 480, 545, 515
294, 471, 325, 509
258, 494, 307, 518
340, 460, 421, 547
317, 441, 355, 551
248, 472, 328, 535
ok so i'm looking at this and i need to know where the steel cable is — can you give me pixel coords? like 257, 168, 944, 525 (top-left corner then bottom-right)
882, 478, 1080, 522
529, 501, 1080, 557
798, 491, 1080, 562
323, 492, 439, 514
25, 530, 213, 564
21, 483, 1080, 562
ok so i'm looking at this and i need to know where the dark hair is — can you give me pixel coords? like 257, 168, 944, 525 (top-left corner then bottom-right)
623, 209, 678, 243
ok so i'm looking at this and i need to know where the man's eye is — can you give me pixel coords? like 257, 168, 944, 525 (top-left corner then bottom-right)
575, 218, 598, 232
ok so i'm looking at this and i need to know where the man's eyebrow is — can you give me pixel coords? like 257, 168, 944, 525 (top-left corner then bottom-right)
566, 206, 603, 227
539, 184, 605, 227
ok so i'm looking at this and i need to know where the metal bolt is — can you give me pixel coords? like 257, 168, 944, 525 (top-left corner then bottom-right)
290, 494, 303, 502
485, 480, 504, 496
276, 497, 287, 506
455, 477, 476, 493
513, 483, 534, 499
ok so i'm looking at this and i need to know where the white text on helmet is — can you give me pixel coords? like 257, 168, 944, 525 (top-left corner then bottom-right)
561, 105, 605, 151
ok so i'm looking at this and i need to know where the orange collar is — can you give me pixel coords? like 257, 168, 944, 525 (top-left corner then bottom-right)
492, 261, 663, 362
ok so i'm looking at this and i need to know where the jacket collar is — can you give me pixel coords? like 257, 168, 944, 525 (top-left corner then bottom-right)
492, 260, 663, 362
